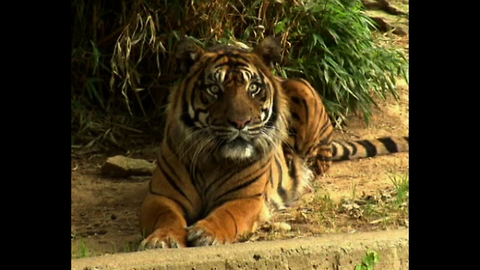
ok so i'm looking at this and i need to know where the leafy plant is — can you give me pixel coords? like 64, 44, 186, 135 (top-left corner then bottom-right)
391, 173, 409, 208
71, 238, 91, 258
356, 250, 380, 270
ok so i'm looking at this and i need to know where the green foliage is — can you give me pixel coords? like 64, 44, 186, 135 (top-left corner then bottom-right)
72, 0, 408, 148
390, 173, 409, 209
71, 238, 91, 259
356, 250, 380, 270
274, 0, 408, 123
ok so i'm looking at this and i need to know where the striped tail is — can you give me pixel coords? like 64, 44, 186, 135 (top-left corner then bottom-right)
331, 136, 409, 161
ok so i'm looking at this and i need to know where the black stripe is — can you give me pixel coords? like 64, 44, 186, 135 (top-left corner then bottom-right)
275, 156, 288, 201
217, 162, 269, 192
166, 136, 177, 155
315, 102, 324, 127
205, 157, 268, 197
189, 79, 198, 114
243, 69, 253, 79
337, 142, 351, 161
291, 96, 301, 104
317, 119, 332, 139
158, 154, 193, 207
181, 100, 197, 128
319, 131, 333, 145
301, 78, 319, 122
180, 75, 198, 128
307, 113, 325, 151
204, 167, 244, 197
210, 52, 250, 67
291, 112, 301, 122
193, 108, 210, 122
315, 155, 332, 162
346, 141, 358, 156
265, 82, 279, 128
228, 53, 250, 63
332, 143, 337, 157
199, 91, 210, 104
289, 157, 300, 192
270, 166, 274, 188
195, 170, 206, 190
214, 61, 249, 69
270, 199, 280, 210
225, 209, 238, 237
377, 137, 399, 153
257, 72, 269, 103
288, 156, 297, 179
208, 193, 263, 214
214, 176, 263, 205
301, 98, 310, 127
356, 140, 378, 157
148, 181, 188, 216
210, 53, 229, 64
187, 171, 202, 200
312, 88, 319, 121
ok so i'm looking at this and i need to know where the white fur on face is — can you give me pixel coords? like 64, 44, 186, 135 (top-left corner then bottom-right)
220, 143, 255, 160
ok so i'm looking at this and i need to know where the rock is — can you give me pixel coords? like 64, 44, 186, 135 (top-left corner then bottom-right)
369, 16, 408, 36
263, 222, 292, 232
362, 0, 408, 16
392, 27, 407, 36
101, 155, 155, 178
273, 222, 292, 232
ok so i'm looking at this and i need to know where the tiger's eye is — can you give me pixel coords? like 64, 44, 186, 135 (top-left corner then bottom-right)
207, 85, 220, 96
248, 83, 262, 97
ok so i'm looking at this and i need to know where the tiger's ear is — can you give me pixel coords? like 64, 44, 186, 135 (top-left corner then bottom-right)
175, 38, 205, 74
253, 36, 282, 68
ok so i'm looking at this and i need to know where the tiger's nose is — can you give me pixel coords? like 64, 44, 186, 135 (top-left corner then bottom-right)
227, 117, 252, 130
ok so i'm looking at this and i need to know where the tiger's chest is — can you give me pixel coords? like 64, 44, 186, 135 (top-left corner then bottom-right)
188, 151, 299, 217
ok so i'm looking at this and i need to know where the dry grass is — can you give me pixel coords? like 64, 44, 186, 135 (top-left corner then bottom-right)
241, 173, 409, 243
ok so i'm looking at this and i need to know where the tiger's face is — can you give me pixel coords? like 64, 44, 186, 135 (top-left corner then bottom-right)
172, 37, 288, 162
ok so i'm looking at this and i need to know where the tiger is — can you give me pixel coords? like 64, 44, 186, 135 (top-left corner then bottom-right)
138, 36, 409, 249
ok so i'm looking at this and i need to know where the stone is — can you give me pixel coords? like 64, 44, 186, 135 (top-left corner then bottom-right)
101, 155, 155, 178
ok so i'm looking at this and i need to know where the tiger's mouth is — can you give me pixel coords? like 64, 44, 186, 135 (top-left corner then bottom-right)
207, 123, 274, 160
211, 127, 258, 141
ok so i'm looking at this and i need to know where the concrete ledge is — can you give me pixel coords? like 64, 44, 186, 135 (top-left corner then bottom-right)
72, 229, 408, 270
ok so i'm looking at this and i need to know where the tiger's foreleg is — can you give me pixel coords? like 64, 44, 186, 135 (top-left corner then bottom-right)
187, 196, 265, 246
138, 194, 188, 249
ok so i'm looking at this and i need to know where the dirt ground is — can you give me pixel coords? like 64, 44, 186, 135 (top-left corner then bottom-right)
71, 69, 408, 257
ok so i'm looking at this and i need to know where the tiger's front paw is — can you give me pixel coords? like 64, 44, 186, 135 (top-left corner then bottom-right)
138, 228, 187, 250
187, 220, 232, 247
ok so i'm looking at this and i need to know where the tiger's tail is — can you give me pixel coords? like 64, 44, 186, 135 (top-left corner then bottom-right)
331, 136, 409, 161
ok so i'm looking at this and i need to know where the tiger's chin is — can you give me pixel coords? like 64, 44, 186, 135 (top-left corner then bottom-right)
220, 143, 255, 160
219, 138, 256, 160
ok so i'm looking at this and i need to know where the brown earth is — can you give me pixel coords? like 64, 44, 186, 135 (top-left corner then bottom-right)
71, 64, 409, 258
